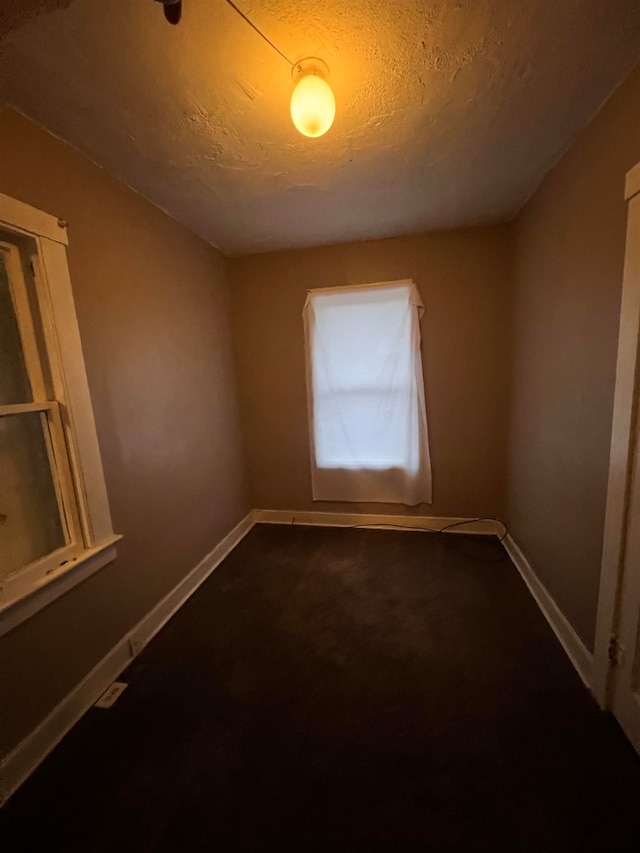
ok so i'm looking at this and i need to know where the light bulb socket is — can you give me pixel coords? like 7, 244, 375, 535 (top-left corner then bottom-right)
155, 0, 182, 25
292, 57, 330, 84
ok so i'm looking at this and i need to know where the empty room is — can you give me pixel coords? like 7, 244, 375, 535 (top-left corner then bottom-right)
2, 0, 640, 849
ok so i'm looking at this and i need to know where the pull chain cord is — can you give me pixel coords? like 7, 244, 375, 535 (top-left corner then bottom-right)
223, 0, 295, 67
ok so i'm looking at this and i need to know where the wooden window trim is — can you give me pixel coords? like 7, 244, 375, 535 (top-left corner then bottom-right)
0, 193, 120, 636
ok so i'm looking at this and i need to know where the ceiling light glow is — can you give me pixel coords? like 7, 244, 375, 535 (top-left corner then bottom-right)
290, 58, 336, 138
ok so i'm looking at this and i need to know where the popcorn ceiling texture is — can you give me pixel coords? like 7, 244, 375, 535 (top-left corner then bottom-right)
0, 0, 71, 39
1, 0, 640, 255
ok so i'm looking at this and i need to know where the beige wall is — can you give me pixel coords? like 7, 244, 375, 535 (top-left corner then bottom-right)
228, 227, 512, 520
507, 64, 640, 650
0, 107, 248, 754
4, 54, 638, 758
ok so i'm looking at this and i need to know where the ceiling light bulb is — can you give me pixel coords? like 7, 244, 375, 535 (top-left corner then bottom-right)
290, 59, 335, 138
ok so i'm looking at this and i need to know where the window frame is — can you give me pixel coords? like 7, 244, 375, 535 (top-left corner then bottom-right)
1, 242, 84, 576
307, 278, 419, 470
0, 193, 120, 635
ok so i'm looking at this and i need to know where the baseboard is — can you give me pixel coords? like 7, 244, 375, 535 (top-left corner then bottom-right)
503, 534, 593, 688
253, 509, 504, 536
0, 511, 255, 806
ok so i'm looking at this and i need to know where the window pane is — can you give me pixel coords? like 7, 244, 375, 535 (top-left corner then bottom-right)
0, 252, 32, 404
315, 389, 415, 468
311, 285, 417, 469
313, 296, 411, 393
0, 412, 65, 580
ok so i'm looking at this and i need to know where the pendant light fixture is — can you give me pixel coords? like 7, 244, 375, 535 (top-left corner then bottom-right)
223, 0, 336, 138
290, 58, 336, 138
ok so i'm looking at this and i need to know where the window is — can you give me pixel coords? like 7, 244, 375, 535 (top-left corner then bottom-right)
303, 280, 432, 505
0, 194, 119, 634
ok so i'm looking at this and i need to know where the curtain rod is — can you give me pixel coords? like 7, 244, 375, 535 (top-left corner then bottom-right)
306, 279, 415, 295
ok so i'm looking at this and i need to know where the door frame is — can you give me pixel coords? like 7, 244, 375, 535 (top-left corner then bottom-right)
593, 160, 640, 708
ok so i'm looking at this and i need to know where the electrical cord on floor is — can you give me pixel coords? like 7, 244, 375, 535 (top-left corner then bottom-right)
345, 517, 507, 540
287, 516, 510, 563
436, 517, 508, 543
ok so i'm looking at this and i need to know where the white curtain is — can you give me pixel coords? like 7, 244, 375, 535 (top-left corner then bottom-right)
303, 280, 432, 505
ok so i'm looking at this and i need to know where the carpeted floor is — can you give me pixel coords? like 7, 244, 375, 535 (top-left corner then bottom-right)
2, 524, 640, 851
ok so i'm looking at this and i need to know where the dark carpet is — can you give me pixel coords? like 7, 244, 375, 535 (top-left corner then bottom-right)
2, 524, 640, 851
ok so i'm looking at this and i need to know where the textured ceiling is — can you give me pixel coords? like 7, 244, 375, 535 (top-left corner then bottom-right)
1, 0, 640, 255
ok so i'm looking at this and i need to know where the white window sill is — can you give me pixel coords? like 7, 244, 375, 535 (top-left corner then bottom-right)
0, 535, 122, 636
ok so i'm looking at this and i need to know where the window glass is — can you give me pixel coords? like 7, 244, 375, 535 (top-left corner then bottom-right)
0, 252, 32, 405
0, 411, 66, 580
311, 285, 417, 469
